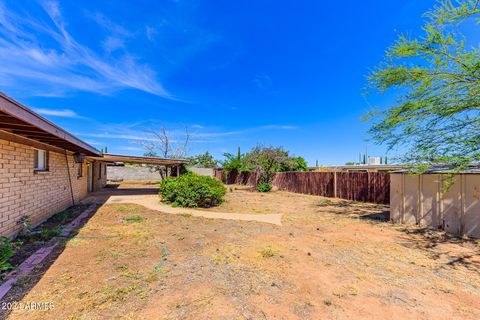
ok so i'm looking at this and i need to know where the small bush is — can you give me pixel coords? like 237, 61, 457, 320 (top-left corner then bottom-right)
39, 226, 62, 240
123, 216, 145, 223
160, 173, 226, 208
0, 237, 13, 272
257, 181, 272, 192
259, 246, 278, 258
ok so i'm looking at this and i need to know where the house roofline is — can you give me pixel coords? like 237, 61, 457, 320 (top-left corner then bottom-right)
0, 93, 101, 156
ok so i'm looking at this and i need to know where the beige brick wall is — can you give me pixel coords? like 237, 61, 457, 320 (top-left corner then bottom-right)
0, 138, 106, 237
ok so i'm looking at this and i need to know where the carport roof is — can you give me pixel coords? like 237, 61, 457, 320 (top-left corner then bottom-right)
90, 153, 189, 166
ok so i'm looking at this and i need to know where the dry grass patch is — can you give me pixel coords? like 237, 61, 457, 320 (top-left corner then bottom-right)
3, 186, 480, 320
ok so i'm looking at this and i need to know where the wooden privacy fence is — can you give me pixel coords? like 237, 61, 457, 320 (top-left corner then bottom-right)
334, 172, 390, 204
213, 169, 390, 204
272, 172, 335, 197
223, 170, 261, 186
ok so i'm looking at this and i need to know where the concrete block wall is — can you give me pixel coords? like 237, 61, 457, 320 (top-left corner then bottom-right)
0, 138, 105, 237
107, 166, 214, 181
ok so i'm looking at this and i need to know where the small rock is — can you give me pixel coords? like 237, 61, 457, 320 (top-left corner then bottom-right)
307, 252, 312, 256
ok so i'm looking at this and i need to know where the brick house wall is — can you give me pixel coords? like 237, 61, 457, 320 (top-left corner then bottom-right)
0, 138, 106, 237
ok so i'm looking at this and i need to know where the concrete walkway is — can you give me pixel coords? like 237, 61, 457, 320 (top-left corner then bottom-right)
82, 185, 282, 225
105, 194, 282, 225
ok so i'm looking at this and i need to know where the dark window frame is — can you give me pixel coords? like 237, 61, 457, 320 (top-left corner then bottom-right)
77, 162, 83, 178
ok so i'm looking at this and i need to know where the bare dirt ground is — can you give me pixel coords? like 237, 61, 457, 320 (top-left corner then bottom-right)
3, 183, 480, 320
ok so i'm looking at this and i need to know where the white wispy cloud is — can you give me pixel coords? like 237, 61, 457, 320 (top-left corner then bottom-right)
0, 1, 169, 97
84, 140, 102, 146
89, 12, 133, 37
145, 26, 158, 42
102, 36, 125, 53
260, 125, 297, 130
252, 73, 272, 90
33, 108, 84, 118
78, 132, 159, 141
76, 121, 298, 155
78, 123, 297, 142
117, 146, 144, 152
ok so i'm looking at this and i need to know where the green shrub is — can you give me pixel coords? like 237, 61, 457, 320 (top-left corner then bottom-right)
39, 226, 62, 240
0, 237, 13, 272
160, 173, 226, 208
123, 216, 145, 223
257, 181, 272, 192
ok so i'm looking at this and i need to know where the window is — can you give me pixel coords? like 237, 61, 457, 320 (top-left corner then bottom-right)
77, 163, 83, 178
34, 149, 48, 171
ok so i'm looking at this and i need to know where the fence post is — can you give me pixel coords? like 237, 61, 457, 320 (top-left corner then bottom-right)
334, 171, 337, 198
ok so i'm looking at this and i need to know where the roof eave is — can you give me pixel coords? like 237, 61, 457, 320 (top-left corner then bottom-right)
0, 93, 101, 156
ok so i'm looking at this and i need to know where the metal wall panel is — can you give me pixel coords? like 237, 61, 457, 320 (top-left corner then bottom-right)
389, 174, 403, 222
440, 175, 462, 235
403, 175, 420, 224
419, 175, 440, 228
463, 174, 480, 238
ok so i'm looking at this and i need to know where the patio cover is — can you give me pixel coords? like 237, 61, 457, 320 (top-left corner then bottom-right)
90, 153, 189, 166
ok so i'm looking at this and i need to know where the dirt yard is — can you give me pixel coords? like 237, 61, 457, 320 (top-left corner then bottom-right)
2, 184, 480, 320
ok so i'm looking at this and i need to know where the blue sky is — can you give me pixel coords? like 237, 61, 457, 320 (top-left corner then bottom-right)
0, 0, 435, 165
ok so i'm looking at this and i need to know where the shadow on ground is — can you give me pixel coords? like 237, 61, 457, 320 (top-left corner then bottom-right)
314, 197, 480, 272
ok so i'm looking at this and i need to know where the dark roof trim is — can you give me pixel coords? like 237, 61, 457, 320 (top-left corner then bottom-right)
0, 129, 70, 155
0, 93, 101, 156
391, 164, 480, 174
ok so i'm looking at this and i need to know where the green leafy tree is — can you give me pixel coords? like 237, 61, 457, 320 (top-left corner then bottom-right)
221, 146, 308, 190
189, 151, 218, 168
244, 146, 289, 185
279, 156, 308, 172
221, 147, 251, 173
365, 0, 480, 171
244, 146, 307, 184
